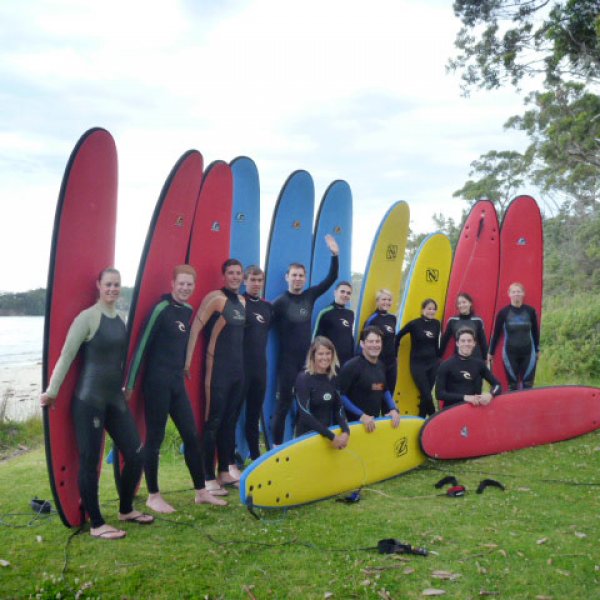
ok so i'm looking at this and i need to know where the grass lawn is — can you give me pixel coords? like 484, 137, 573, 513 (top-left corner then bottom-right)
1, 420, 599, 599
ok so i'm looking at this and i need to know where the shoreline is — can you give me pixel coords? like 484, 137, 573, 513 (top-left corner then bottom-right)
0, 362, 42, 422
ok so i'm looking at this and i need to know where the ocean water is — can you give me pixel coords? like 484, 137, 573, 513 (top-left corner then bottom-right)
0, 316, 43, 366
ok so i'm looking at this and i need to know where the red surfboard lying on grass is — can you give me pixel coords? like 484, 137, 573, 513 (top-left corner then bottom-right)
420, 386, 600, 460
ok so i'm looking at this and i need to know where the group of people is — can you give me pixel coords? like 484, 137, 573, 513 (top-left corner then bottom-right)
41, 232, 540, 540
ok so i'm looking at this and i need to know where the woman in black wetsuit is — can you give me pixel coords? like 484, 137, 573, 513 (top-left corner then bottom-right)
41, 268, 153, 540
295, 337, 350, 449
439, 293, 488, 359
395, 298, 441, 418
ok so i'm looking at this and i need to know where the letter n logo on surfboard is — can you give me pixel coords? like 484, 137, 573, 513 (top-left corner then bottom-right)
394, 437, 408, 457
426, 268, 439, 283
386, 244, 398, 260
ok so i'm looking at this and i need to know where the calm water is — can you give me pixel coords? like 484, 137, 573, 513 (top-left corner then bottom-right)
0, 316, 44, 366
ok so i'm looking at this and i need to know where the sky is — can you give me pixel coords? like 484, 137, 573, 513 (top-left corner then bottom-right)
0, 0, 531, 292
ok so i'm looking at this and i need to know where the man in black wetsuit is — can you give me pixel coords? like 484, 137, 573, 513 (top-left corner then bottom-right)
339, 325, 401, 432
436, 328, 501, 409
127, 265, 226, 511
313, 281, 355, 366
271, 234, 339, 446
185, 259, 246, 496
239, 265, 272, 460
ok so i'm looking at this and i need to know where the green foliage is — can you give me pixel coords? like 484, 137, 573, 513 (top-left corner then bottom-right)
0, 289, 46, 316
449, 0, 600, 92
0, 415, 43, 459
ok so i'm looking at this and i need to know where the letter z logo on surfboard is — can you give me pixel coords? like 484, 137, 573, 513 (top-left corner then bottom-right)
394, 437, 408, 457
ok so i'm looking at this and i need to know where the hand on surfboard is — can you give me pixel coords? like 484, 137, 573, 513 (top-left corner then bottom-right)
386, 409, 401, 428
40, 392, 56, 408
324, 234, 339, 256
464, 393, 493, 407
331, 433, 349, 449
359, 414, 376, 432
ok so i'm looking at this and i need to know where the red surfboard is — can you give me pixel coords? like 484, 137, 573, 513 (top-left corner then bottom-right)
420, 386, 600, 459
43, 128, 118, 527
490, 195, 543, 388
442, 200, 500, 359
185, 161, 233, 434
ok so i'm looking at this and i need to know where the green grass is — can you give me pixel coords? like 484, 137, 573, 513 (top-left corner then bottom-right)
2, 423, 599, 599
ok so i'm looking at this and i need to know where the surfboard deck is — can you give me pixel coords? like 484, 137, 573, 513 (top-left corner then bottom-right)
229, 156, 261, 462
394, 233, 452, 415
354, 201, 410, 342
185, 161, 233, 434
442, 200, 500, 360
491, 195, 543, 388
43, 128, 118, 527
240, 416, 425, 508
310, 180, 353, 327
420, 386, 600, 460
262, 170, 314, 448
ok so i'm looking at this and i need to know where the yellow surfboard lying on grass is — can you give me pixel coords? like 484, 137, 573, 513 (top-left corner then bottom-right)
394, 233, 452, 415
239, 416, 425, 509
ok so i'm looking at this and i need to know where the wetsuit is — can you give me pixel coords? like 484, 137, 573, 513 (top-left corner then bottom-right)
126, 294, 205, 494
295, 372, 350, 439
313, 302, 355, 366
364, 309, 398, 404
489, 304, 540, 390
339, 354, 396, 421
271, 255, 339, 445
240, 293, 273, 459
47, 303, 143, 529
395, 317, 441, 418
435, 354, 501, 409
440, 313, 488, 359
195, 288, 246, 478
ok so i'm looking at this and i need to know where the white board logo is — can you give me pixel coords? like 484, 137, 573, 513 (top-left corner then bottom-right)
211, 221, 221, 232
517, 237, 527, 245
460, 426, 469, 438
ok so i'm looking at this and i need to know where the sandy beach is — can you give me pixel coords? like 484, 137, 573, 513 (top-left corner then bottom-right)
0, 362, 42, 422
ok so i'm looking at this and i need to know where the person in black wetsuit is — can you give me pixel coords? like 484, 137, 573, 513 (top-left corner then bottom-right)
40, 268, 153, 540
126, 265, 227, 512
271, 234, 339, 446
395, 298, 441, 418
239, 265, 272, 460
339, 326, 401, 432
488, 282, 540, 391
185, 259, 246, 496
440, 293, 488, 359
363, 289, 397, 394
313, 281, 355, 366
436, 328, 501, 409
295, 336, 350, 448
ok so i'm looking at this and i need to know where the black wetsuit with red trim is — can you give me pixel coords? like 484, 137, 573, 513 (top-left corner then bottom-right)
196, 287, 246, 478
126, 294, 205, 494
271, 255, 339, 444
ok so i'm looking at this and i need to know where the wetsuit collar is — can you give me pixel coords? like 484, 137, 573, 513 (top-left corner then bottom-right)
222, 286, 240, 300
96, 301, 118, 318
166, 293, 186, 307
333, 301, 346, 309
244, 293, 262, 302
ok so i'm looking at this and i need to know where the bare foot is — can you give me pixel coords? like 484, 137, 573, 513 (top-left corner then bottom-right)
146, 493, 176, 514
195, 488, 228, 506
228, 464, 243, 480
205, 480, 228, 496
90, 524, 126, 540
118, 510, 155, 524
218, 471, 239, 486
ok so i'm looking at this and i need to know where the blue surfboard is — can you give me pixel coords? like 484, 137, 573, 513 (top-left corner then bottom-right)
262, 170, 315, 449
230, 156, 261, 463
310, 180, 353, 328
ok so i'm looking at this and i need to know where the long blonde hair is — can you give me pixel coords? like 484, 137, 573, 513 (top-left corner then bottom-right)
304, 336, 339, 379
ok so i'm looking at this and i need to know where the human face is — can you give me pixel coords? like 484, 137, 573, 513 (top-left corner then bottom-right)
456, 295, 472, 316
456, 333, 476, 358
97, 272, 121, 306
360, 333, 382, 363
286, 267, 306, 294
334, 285, 352, 306
223, 264, 243, 292
422, 302, 437, 319
245, 272, 264, 298
314, 345, 333, 374
171, 273, 195, 304
508, 284, 525, 307
376, 294, 392, 312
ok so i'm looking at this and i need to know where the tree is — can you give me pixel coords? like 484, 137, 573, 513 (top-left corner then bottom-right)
448, 0, 600, 92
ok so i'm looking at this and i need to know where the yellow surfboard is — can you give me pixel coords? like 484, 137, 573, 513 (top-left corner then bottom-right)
240, 417, 425, 508
394, 233, 452, 415
354, 201, 410, 339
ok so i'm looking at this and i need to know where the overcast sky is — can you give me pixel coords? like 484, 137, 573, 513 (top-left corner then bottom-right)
0, 0, 530, 292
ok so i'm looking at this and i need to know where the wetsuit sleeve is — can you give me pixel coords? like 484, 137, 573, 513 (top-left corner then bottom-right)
295, 373, 335, 440
46, 308, 97, 398
476, 319, 489, 357
395, 320, 412, 352
308, 255, 339, 299
334, 392, 350, 434
529, 306, 540, 352
383, 390, 396, 412
488, 307, 508, 355
439, 319, 455, 356
313, 306, 328, 340
364, 311, 378, 328
435, 361, 464, 405
482, 364, 502, 396
341, 394, 365, 418
125, 301, 168, 391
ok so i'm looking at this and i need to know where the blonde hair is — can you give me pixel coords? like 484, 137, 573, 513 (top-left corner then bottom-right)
508, 282, 525, 293
376, 288, 393, 303
304, 336, 339, 379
